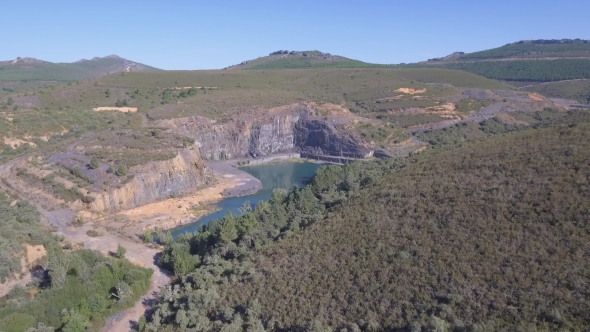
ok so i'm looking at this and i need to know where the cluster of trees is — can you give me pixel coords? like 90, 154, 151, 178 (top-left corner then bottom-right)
417, 109, 590, 151
144, 158, 405, 331
0, 191, 47, 284
160, 88, 200, 105
158, 157, 405, 278
444, 59, 590, 82
213, 124, 590, 331
114, 98, 128, 107
0, 191, 153, 331
143, 111, 590, 331
0, 247, 153, 331
454, 98, 493, 113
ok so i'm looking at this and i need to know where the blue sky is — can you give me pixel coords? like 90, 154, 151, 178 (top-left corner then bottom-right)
2, 0, 588, 69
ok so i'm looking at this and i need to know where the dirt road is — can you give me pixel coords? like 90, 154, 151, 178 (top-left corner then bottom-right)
0, 156, 170, 332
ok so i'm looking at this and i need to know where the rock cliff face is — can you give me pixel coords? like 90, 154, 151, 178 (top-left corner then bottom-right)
158, 113, 302, 160
157, 103, 371, 160
294, 117, 372, 158
90, 148, 213, 212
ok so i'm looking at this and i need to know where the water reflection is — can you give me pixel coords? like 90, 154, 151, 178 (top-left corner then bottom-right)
171, 162, 324, 237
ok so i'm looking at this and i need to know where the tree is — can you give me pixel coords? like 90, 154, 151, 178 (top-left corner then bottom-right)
158, 242, 197, 276
116, 243, 126, 259
7, 97, 13, 105
26, 322, 55, 332
88, 293, 106, 315
89, 156, 99, 169
48, 246, 69, 289
217, 212, 238, 244
111, 281, 133, 302
60, 309, 88, 332
238, 201, 252, 215
116, 165, 127, 176
142, 228, 152, 243
138, 316, 147, 332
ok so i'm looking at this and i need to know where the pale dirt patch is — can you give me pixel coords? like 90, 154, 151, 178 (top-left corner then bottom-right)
422, 103, 459, 116
393, 138, 414, 147
414, 146, 427, 154
93, 107, 138, 113
528, 93, 545, 101
314, 103, 352, 116
3, 137, 37, 148
25, 245, 46, 268
396, 88, 427, 94
112, 172, 248, 235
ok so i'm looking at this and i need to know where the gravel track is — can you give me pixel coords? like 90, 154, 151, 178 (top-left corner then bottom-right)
0, 155, 170, 332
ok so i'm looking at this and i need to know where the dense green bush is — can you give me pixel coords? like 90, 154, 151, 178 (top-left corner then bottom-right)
0, 191, 48, 284
0, 247, 152, 331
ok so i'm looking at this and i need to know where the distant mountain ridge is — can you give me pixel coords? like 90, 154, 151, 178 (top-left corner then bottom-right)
427, 39, 590, 62
409, 39, 590, 84
0, 55, 160, 82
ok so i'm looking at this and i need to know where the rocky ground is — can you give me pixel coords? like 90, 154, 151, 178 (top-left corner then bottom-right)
0, 152, 263, 331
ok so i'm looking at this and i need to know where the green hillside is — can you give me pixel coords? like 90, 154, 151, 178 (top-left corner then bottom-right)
226, 50, 394, 70
8, 67, 505, 122
0, 56, 160, 82
444, 59, 590, 82
460, 39, 590, 60
415, 39, 590, 84
143, 117, 590, 331
522, 79, 590, 103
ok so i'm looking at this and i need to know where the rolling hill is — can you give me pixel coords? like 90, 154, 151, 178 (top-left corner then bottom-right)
224, 50, 394, 70
415, 39, 590, 84
0, 55, 160, 82
430, 39, 590, 61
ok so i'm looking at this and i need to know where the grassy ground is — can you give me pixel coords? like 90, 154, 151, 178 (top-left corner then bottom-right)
522, 79, 590, 103
15, 68, 508, 121
0, 109, 142, 164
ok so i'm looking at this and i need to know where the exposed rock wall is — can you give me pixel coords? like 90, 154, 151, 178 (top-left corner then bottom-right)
157, 104, 371, 160
248, 114, 300, 157
294, 117, 372, 158
158, 113, 302, 160
90, 147, 213, 212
